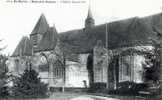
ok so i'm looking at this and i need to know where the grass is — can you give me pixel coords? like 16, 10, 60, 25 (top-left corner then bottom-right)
45, 92, 83, 100
0, 92, 84, 100
1, 92, 162, 100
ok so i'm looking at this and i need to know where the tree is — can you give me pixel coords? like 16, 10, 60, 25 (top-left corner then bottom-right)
143, 53, 160, 83
0, 38, 9, 97
12, 65, 48, 98
142, 27, 162, 93
0, 55, 8, 78
0, 54, 9, 97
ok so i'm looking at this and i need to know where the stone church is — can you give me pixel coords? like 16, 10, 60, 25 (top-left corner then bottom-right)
9, 7, 162, 90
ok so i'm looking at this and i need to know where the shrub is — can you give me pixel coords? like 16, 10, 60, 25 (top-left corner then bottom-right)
0, 55, 9, 98
116, 81, 148, 95
12, 66, 48, 98
88, 82, 107, 93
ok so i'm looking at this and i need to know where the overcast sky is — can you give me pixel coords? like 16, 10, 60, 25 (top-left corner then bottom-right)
0, 0, 162, 55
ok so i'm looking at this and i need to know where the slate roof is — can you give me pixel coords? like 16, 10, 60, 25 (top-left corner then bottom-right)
35, 26, 58, 52
12, 36, 33, 57
141, 13, 162, 35
59, 13, 162, 54
12, 13, 162, 56
31, 14, 49, 35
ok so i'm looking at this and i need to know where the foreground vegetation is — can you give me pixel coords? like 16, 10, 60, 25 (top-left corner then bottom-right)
12, 65, 49, 98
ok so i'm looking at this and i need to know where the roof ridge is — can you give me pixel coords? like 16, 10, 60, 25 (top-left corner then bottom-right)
31, 14, 49, 35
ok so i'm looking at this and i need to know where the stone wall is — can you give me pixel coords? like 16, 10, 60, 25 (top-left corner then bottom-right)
33, 50, 65, 87
65, 54, 89, 87
33, 49, 89, 88
93, 44, 154, 86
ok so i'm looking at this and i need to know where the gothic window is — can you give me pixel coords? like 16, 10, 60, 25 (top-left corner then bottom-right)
40, 56, 47, 65
124, 64, 129, 76
54, 67, 64, 78
119, 56, 131, 82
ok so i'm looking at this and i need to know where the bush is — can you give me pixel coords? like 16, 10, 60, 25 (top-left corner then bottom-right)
0, 55, 9, 98
0, 86, 9, 98
116, 81, 148, 95
12, 66, 49, 98
88, 82, 107, 93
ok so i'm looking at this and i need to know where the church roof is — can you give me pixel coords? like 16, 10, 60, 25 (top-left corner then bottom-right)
12, 12, 162, 56
12, 36, 33, 57
35, 25, 58, 52
59, 13, 162, 54
31, 14, 49, 35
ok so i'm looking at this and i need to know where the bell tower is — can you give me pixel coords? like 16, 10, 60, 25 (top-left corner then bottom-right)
30, 14, 49, 48
85, 6, 95, 29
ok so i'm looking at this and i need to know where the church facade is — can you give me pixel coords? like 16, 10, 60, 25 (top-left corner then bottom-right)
9, 8, 162, 90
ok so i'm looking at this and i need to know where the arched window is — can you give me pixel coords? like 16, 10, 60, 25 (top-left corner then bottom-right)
124, 64, 129, 76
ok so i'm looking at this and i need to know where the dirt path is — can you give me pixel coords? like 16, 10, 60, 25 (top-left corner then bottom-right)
71, 95, 120, 100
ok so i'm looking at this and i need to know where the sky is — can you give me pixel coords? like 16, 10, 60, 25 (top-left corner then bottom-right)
0, 0, 162, 55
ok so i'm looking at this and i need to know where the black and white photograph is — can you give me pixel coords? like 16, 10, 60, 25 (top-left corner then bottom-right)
0, 0, 162, 99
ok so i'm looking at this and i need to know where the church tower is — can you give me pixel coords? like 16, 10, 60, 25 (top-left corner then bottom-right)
85, 6, 95, 29
30, 14, 49, 48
